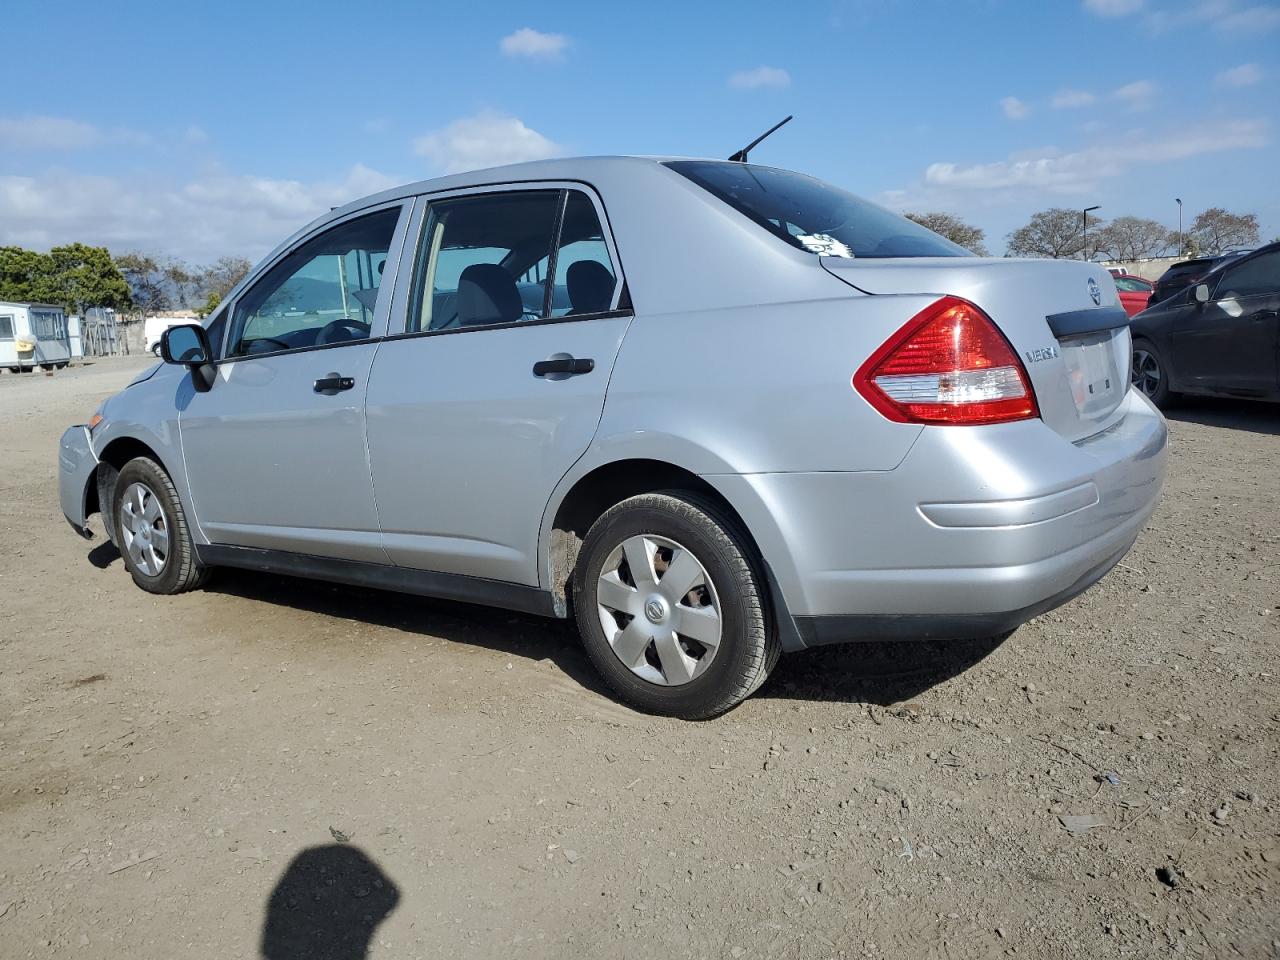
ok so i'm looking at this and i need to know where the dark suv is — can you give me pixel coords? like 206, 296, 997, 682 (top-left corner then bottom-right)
1149, 252, 1249, 306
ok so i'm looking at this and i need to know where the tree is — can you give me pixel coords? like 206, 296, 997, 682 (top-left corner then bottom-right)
0, 246, 47, 302
44, 244, 132, 313
1092, 217, 1171, 262
115, 252, 171, 317
904, 212, 989, 256
163, 260, 200, 309
197, 291, 222, 318
199, 256, 252, 303
0, 243, 130, 313
1188, 208, 1260, 255
1006, 207, 1105, 259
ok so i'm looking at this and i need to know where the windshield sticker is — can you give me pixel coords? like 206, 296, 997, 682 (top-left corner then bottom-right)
796, 233, 856, 258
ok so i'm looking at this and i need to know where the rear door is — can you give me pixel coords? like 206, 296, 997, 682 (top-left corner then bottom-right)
179, 203, 410, 561
366, 184, 631, 585
1172, 249, 1280, 396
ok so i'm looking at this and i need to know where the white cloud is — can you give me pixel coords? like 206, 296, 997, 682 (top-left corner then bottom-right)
499, 28, 569, 60
413, 111, 563, 174
1052, 89, 1097, 109
728, 66, 791, 90
1112, 79, 1158, 110
1083, 0, 1143, 15
1000, 96, 1031, 120
1216, 4, 1280, 31
0, 163, 401, 263
0, 116, 102, 150
921, 118, 1267, 194
182, 125, 209, 145
1215, 62, 1263, 86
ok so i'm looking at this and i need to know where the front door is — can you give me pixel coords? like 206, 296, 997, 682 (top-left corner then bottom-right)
1173, 249, 1280, 396
180, 204, 407, 561
366, 186, 631, 585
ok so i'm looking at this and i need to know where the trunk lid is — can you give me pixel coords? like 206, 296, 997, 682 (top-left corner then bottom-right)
821, 256, 1131, 442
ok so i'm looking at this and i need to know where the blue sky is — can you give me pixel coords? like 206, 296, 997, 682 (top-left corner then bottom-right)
2, 0, 1276, 263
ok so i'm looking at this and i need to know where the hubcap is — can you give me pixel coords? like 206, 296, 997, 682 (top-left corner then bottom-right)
119, 482, 169, 577
1131, 349, 1161, 398
595, 534, 722, 687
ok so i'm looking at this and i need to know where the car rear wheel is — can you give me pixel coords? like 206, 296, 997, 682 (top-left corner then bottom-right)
572, 490, 778, 720
1131, 339, 1172, 408
114, 457, 209, 594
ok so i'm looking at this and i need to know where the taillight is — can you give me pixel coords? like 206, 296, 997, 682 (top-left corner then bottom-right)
853, 296, 1038, 425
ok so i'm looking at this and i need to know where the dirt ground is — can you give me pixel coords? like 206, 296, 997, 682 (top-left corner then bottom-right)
2, 356, 1277, 960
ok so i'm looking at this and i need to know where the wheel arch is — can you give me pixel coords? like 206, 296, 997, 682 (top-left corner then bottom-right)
90, 434, 182, 546
539, 456, 804, 649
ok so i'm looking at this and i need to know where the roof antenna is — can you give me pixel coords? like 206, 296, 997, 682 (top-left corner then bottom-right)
728, 115, 794, 163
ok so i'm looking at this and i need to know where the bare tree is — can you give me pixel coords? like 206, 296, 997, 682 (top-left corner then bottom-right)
1092, 217, 1172, 261
1188, 208, 1260, 255
904, 212, 989, 256
1006, 208, 1105, 259
114, 252, 170, 317
200, 256, 253, 300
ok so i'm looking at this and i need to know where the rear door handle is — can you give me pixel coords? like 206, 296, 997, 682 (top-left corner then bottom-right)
533, 357, 595, 377
314, 373, 355, 394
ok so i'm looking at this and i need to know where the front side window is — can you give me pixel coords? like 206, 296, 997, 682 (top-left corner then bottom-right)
229, 207, 400, 357
0, 315, 14, 340
1213, 251, 1280, 300
666, 160, 970, 259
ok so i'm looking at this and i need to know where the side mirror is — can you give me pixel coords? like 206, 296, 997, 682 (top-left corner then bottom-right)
1193, 283, 1210, 304
160, 324, 211, 365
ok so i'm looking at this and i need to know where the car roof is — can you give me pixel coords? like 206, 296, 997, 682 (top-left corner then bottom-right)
331, 155, 703, 215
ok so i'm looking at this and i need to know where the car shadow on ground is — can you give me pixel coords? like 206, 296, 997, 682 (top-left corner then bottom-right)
1163, 396, 1280, 436
87, 540, 120, 568
206, 567, 617, 700
88, 542, 1007, 709
202, 566, 1006, 709
261, 843, 399, 960
758, 634, 1009, 707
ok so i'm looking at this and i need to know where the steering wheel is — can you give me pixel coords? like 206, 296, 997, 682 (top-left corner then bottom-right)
317, 318, 370, 345
243, 337, 292, 354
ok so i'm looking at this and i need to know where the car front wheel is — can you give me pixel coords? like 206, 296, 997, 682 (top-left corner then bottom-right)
1131, 339, 1172, 408
113, 457, 208, 594
573, 490, 778, 720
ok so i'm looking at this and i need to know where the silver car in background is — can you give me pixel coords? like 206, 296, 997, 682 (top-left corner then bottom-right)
59, 157, 1167, 718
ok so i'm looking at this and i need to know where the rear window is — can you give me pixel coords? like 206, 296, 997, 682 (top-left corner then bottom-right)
665, 160, 970, 259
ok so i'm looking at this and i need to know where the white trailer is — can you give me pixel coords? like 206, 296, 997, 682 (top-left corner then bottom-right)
0, 302, 72, 372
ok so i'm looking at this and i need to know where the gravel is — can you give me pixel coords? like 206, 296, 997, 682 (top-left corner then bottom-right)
1, 356, 1277, 958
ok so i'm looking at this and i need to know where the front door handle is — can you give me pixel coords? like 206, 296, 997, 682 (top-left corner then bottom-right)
533, 356, 595, 377
314, 373, 355, 395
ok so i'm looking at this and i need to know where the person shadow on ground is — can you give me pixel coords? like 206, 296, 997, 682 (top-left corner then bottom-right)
260, 844, 400, 960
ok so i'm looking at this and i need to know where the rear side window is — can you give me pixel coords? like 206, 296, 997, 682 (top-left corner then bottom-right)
229, 208, 400, 357
0, 315, 13, 340
410, 189, 619, 332
665, 160, 970, 259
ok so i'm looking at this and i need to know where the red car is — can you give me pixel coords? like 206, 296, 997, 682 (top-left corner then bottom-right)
1112, 274, 1154, 316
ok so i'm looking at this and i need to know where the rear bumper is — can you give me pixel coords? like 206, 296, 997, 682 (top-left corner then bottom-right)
710, 389, 1167, 648
58, 425, 97, 538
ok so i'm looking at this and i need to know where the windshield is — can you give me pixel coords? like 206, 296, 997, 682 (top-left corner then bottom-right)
666, 160, 971, 259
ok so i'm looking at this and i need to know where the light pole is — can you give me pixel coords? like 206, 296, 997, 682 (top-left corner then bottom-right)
1176, 198, 1183, 256
1082, 205, 1101, 261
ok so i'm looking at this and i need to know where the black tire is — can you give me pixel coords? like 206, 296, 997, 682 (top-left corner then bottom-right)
1131, 338, 1173, 408
152, 343, 162, 357
113, 457, 209, 594
572, 490, 778, 720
